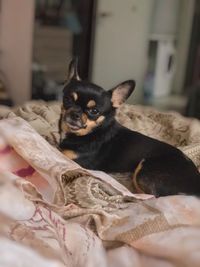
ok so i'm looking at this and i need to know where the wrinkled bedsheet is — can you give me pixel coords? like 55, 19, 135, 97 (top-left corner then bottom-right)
0, 102, 200, 267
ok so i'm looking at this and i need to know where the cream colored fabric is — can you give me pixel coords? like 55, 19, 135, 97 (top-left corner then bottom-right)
0, 102, 200, 267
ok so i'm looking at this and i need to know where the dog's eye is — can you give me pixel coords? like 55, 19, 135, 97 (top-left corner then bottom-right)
88, 108, 99, 116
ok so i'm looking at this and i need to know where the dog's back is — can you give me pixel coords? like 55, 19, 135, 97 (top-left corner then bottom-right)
59, 59, 200, 197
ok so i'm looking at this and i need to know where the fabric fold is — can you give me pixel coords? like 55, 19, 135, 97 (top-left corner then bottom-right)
0, 103, 200, 266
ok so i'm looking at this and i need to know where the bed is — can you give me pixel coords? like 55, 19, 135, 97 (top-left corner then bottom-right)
0, 101, 200, 267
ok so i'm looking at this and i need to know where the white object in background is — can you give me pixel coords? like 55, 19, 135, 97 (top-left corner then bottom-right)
153, 41, 176, 98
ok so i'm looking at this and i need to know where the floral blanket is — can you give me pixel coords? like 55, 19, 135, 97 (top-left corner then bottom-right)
0, 102, 200, 267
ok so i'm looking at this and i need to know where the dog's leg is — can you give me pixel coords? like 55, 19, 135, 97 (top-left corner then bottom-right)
132, 159, 145, 194
132, 155, 200, 197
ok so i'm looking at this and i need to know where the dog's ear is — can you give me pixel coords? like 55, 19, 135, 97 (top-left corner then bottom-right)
68, 58, 81, 81
109, 80, 135, 108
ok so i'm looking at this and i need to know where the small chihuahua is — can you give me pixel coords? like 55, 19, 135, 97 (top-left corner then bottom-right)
59, 59, 200, 197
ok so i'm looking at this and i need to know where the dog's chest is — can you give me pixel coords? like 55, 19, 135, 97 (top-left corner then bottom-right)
60, 140, 108, 169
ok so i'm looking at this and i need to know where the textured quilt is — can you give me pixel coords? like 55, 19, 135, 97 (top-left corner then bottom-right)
0, 101, 200, 267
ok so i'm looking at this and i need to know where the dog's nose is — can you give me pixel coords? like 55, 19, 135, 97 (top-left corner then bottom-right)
71, 111, 81, 121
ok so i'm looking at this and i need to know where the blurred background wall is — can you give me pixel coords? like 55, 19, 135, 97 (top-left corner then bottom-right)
0, 0, 199, 118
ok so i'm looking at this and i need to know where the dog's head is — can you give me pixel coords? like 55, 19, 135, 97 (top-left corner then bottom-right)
60, 59, 135, 137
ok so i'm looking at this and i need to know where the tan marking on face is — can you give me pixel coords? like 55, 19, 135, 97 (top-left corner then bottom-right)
62, 149, 78, 160
72, 92, 78, 101
61, 120, 69, 132
132, 159, 145, 194
96, 115, 105, 124
87, 100, 96, 108
75, 119, 96, 136
81, 113, 88, 124
75, 115, 105, 136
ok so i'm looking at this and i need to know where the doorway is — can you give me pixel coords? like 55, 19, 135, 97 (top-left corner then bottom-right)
32, 0, 96, 101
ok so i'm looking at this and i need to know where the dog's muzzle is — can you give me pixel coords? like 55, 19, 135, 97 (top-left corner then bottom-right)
64, 109, 87, 131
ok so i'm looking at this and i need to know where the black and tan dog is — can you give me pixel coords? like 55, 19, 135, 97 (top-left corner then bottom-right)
59, 59, 200, 197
